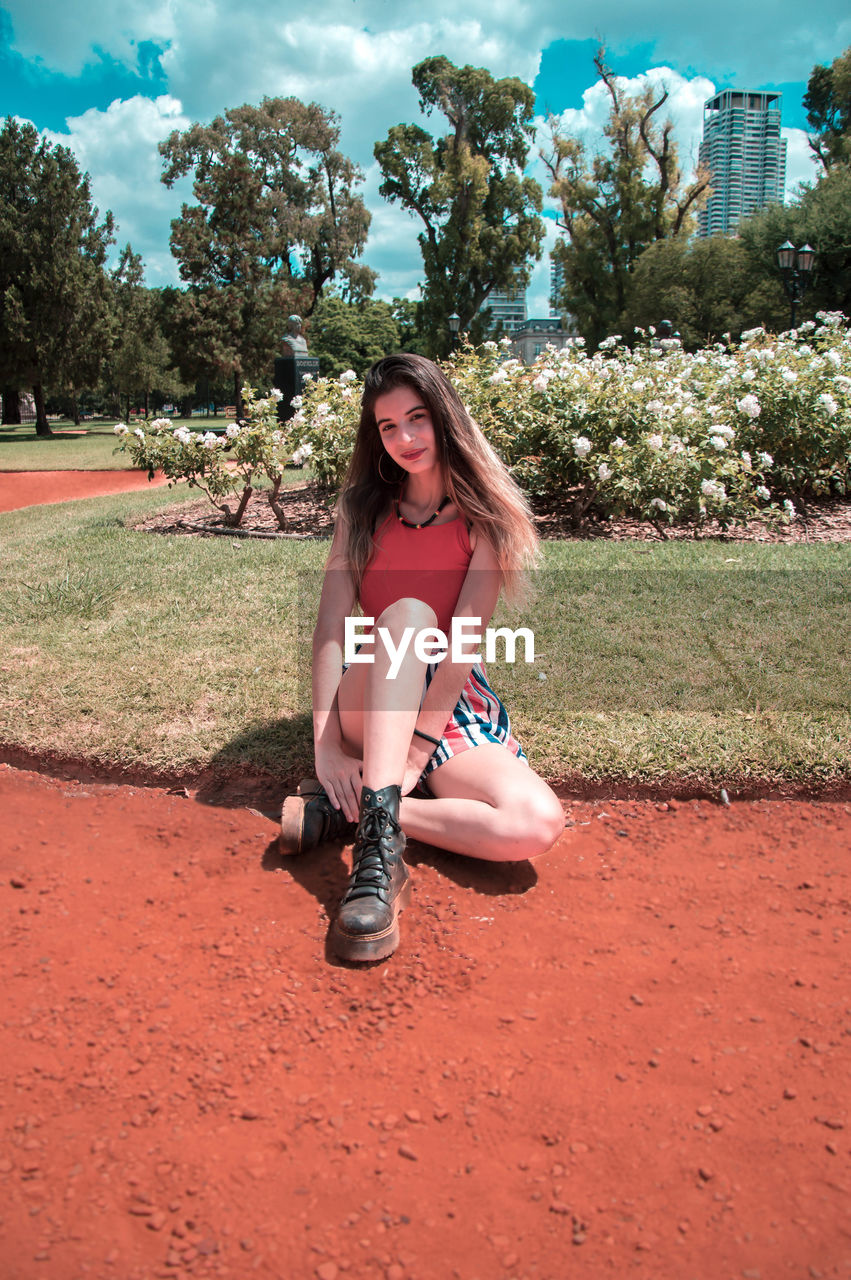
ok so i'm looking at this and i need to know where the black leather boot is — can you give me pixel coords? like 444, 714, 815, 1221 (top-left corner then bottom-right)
331, 784, 411, 962
279, 778, 355, 856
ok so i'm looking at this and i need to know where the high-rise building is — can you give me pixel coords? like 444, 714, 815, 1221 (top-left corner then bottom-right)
481, 288, 527, 332
549, 253, 565, 319
697, 90, 787, 238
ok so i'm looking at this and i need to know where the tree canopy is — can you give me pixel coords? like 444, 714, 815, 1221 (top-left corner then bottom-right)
306, 295, 400, 378
374, 56, 545, 357
160, 96, 373, 405
0, 116, 114, 432
804, 46, 851, 171
543, 50, 711, 350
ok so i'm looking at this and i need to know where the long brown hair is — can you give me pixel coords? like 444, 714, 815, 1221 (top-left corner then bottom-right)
337, 354, 539, 601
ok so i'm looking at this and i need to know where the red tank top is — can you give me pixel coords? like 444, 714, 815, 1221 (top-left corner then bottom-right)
359, 512, 473, 634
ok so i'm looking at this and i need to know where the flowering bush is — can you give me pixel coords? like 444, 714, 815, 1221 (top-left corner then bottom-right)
289, 369, 360, 490
114, 385, 301, 528
285, 316, 851, 529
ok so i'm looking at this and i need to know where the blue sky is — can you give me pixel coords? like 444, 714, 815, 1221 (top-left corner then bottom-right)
2, 1, 848, 314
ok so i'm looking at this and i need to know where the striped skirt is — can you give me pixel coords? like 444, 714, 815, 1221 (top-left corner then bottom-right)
419, 661, 526, 785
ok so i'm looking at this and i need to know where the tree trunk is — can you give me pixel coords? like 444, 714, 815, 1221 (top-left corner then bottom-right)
234, 370, 243, 421
32, 382, 51, 436
2, 386, 22, 424
126, 394, 131, 423
72, 392, 80, 427
144, 389, 149, 418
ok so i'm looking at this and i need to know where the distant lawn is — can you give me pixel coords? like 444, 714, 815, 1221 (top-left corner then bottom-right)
1, 482, 848, 791
0, 416, 233, 471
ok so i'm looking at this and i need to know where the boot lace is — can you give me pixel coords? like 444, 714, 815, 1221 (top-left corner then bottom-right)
342, 805, 399, 904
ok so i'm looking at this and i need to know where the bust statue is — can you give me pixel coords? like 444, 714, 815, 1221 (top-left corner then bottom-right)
282, 314, 309, 356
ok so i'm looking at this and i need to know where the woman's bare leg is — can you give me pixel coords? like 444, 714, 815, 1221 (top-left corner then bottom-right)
400, 745, 565, 862
337, 596, 437, 792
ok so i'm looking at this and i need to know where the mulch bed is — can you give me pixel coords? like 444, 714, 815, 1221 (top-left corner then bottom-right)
134, 480, 851, 544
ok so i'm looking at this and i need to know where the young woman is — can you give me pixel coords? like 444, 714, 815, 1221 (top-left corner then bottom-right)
280, 353, 564, 962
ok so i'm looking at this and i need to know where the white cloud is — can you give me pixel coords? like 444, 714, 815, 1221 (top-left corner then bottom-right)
783, 126, 821, 198
43, 96, 192, 286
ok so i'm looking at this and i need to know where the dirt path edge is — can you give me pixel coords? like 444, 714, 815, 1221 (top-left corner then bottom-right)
2, 740, 849, 811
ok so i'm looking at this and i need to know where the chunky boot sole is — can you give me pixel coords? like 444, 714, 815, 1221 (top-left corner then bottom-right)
330, 875, 412, 963
279, 778, 326, 856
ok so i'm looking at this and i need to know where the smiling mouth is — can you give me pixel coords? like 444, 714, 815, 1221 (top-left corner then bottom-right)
401, 448, 425, 461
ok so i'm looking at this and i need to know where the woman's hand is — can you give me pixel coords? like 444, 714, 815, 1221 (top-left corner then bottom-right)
315, 742, 363, 824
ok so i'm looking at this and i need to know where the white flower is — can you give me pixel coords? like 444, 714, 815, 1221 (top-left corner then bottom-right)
741, 369, 756, 384
836, 376, 851, 394
597, 462, 612, 481
532, 374, 549, 393
133, 427, 145, 440
736, 394, 761, 419
647, 433, 663, 451
646, 399, 664, 413
668, 439, 685, 455
710, 436, 729, 451
650, 497, 668, 511
341, 386, 352, 399
741, 327, 765, 342
173, 428, 192, 445
613, 436, 625, 449
489, 367, 508, 385
756, 485, 770, 500
818, 392, 838, 416
711, 423, 735, 438
269, 387, 284, 401
113, 423, 128, 435
150, 417, 172, 431
339, 369, 357, 383
631, 380, 647, 393
757, 451, 774, 468
701, 478, 726, 500
225, 423, 241, 439
741, 450, 752, 466
499, 336, 512, 348
572, 436, 592, 458
291, 442, 313, 465
783, 499, 796, 517
781, 368, 798, 384
798, 344, 813, 356
290, 395, 303, 409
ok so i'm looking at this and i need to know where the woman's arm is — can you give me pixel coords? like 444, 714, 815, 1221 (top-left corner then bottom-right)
401, 532, 503, 793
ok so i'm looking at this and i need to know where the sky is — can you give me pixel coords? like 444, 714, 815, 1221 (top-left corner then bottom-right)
2, 0, 849, 319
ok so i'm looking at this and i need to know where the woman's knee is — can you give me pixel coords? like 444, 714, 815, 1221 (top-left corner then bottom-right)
499, 783, 565, 856
375, 597, 437, 633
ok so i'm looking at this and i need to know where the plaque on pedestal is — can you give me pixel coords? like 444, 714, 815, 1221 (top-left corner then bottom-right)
274, 355, 320, 421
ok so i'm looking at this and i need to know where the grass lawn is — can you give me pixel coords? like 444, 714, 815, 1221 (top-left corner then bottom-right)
0, 417, 226, 471
1, 482, 848, 790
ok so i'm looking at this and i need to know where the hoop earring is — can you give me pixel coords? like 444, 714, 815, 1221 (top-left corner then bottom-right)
378, 452, 399, 485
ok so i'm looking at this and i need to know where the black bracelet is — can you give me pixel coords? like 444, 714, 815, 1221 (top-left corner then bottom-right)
413, 727, 442, 749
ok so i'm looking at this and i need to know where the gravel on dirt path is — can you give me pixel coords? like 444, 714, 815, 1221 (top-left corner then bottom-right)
2, 762, 849, 1279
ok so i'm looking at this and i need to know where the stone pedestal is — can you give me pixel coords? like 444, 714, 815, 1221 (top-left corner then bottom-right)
274, 355, 320, 421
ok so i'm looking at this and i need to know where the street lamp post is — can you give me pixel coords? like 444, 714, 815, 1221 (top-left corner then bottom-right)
448, 313, 461, 352
776, 241, 816, 331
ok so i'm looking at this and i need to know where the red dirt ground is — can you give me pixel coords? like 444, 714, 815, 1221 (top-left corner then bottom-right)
0, 470, 169, 513
2, 762, 849, 1280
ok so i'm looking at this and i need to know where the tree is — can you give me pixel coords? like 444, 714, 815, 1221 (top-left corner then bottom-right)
543, 50, 711, 350
804, 47, 851, 171
374, 56, 545, 358
0, 117, 114, 434
622, 235, 781, 346
105, 247, 184, 420
160, 97, 373, 412
306, 294, 400, 378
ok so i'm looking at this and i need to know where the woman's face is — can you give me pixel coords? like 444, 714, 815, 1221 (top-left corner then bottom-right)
374, 384, 440, 482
